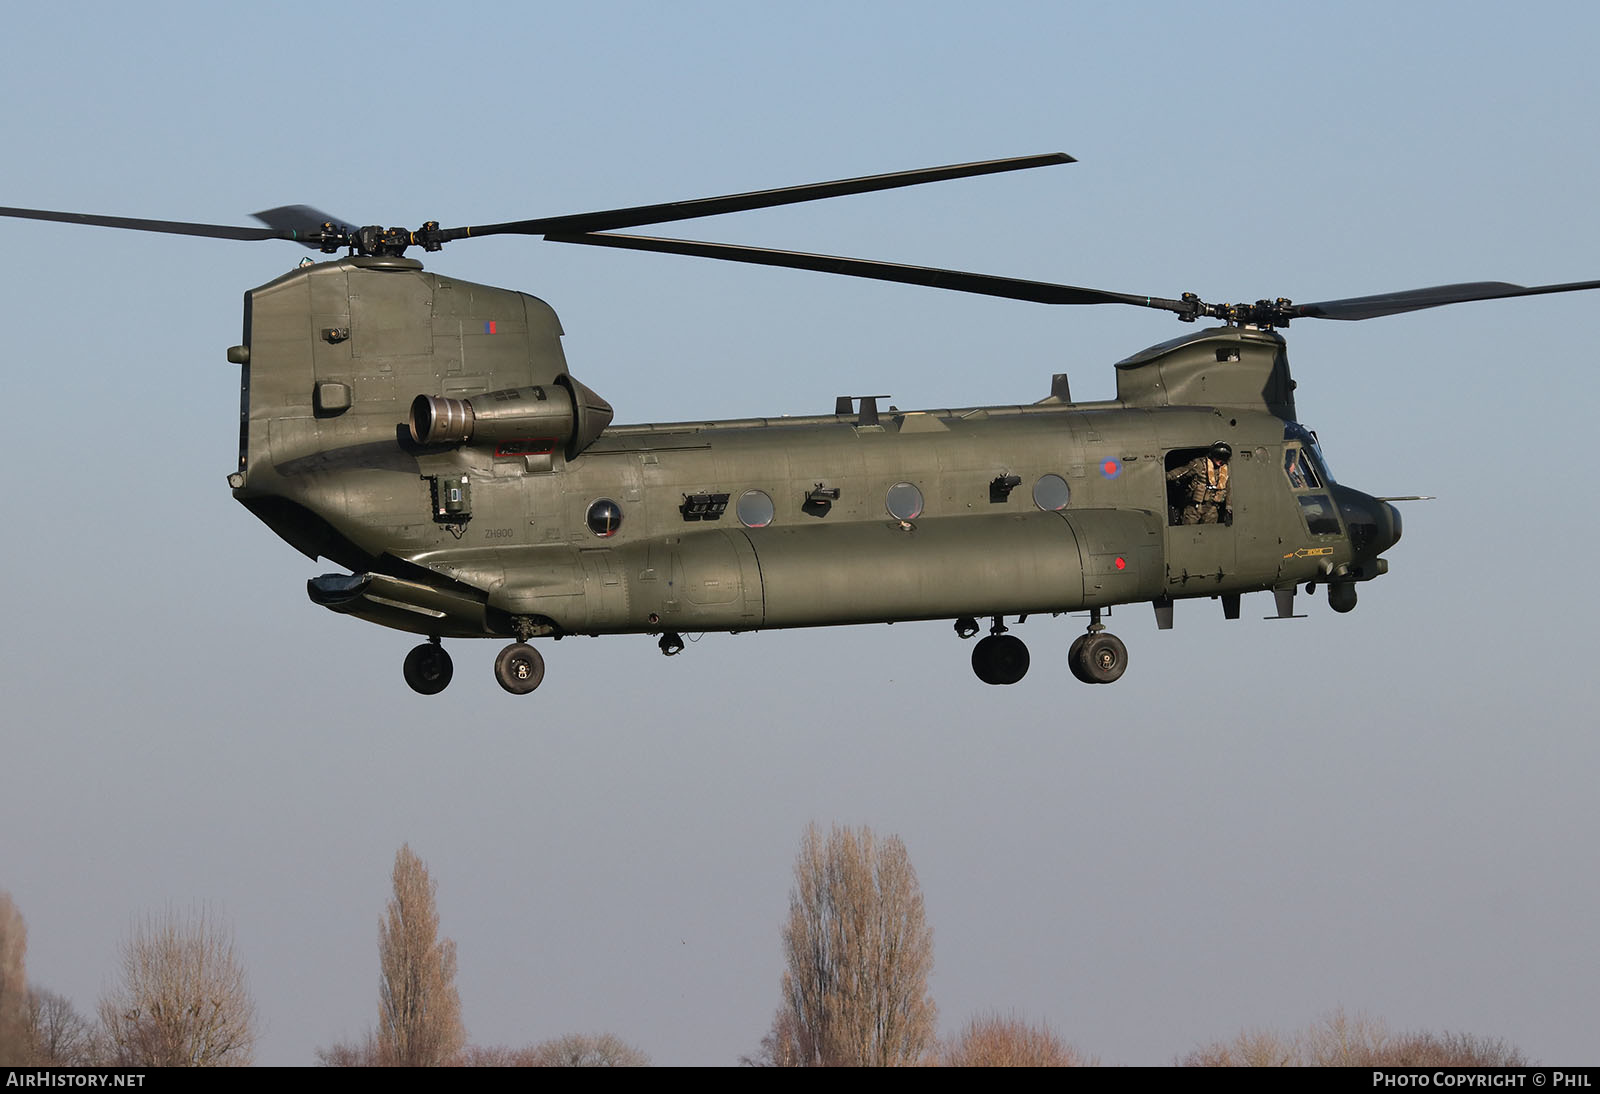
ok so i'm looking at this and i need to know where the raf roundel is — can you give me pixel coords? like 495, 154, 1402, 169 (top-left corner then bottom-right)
1100, 458, 1121, 479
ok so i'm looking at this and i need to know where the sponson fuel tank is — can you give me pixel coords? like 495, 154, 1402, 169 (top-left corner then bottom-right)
426, 507, 1165, 636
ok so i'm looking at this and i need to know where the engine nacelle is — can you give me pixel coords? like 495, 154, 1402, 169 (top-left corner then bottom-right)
409, 377, 613, 458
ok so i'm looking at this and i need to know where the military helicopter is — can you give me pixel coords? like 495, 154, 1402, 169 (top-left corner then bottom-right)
7, 153, 1598, 695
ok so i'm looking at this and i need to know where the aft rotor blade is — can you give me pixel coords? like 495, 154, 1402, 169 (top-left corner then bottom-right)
439, 153, 1075, 242
0, 205, 300, 243
1293, 279, 1600, 321
546, 231, 1168, 309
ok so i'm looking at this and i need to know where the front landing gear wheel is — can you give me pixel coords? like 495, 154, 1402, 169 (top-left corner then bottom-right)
403, 641, 454, 695
1067, 634, 1091, 683
972, 633, 1030, 685
1075, 633, 1128, 684
494, 642, 545, 695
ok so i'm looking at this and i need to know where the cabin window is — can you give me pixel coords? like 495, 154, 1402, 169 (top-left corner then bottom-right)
737, 490, 775, 528
586, 498, 623, 537
885, 482, 924, 521
1033, 474, 1071, 511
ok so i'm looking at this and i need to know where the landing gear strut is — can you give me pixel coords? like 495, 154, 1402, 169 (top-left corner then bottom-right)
971, 616, 1029, 685
1068, 608, 1128, 685
494, 642, 545, 695
403, 638, 453, 695
658, 631, 685, 656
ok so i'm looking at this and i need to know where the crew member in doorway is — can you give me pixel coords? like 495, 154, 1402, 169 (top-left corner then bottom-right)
1168, 442, 1232, 525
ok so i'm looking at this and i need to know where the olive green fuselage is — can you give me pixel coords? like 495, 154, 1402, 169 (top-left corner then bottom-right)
231, 257, 1398, 642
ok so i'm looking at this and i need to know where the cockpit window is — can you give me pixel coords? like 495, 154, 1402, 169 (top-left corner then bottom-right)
1298, 494, 1342, 536
1283, 446, 1321, 490
1305, 439, 1335, 485
1283, 422, 1336, 485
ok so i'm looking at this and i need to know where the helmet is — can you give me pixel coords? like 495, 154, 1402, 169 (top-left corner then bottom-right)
1210, 441, 1232, 461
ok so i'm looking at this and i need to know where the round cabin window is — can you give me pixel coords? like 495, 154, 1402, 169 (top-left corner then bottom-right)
885, 482, 924, 521
1033, 474, 1071, 511
586, 498, 623, 537
737, 490, 775, 528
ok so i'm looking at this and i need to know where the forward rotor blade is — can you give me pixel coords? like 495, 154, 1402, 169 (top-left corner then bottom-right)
0, 205, 298, 243
252, 205, 358, 247
546, 231, 1162, 308
1294, 279, 1600, 321
441, 153, 1074, 242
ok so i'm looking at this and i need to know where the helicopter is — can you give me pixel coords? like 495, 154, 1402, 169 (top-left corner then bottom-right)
7, 153, 1599, 695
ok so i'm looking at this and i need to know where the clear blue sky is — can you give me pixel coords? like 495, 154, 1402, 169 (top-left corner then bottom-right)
2, 0, 1596, 1065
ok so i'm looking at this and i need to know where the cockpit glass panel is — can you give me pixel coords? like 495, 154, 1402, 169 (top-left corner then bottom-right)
1283, 422, 1336, 485
1283, 446, 1321, 490
1299, 494, 1342, 536
1305, 439, 1335, 485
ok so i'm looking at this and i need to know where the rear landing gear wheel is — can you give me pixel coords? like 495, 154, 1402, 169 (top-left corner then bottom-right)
494, 642, 545, 695
403, 641, 453, 695
1075, 633, 1128, 684
972, 633, 1030, 685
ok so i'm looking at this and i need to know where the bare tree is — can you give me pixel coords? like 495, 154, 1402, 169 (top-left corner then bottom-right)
525, 1032, 650, 1067
1180, 1010, 1528, 1067
1178, 1026, 1300, 1067
0, 892, 31, 1065
376, 844, 464, 1066
457, 1033, 650, 1067
942, 1013, 1089, 1067
315, 1031, 380, 1067
1372, 1031, 1527, 1068
97, 906, 256, 1067
454, 1043, 532, 1066
27, 988, 100, 1066
757, 823, 936, 1066
743, 1006, 806, 1067
1299, 1007, 1394, 1066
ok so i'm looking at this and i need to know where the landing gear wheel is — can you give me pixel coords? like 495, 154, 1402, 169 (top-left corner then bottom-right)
1076, 633, 1128, 684
1067, 634, 1091, 684
658, 632, 685, 656
403, 642, 454, 695
494, 642, 545, 695
972, 633, 1030, 685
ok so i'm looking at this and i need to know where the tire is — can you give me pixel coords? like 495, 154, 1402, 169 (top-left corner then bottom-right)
494, 642, 545, 695
1077, 633, 1128, 684
972, 634, 1030, 685
1067, 634, 1091, 683
403, 643, 454, 695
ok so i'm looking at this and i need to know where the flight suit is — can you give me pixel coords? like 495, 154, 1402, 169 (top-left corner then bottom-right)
1168, 456, 1231, 525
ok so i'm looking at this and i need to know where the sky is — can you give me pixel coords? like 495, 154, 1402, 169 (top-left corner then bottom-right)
2, 0, 1597, 1067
